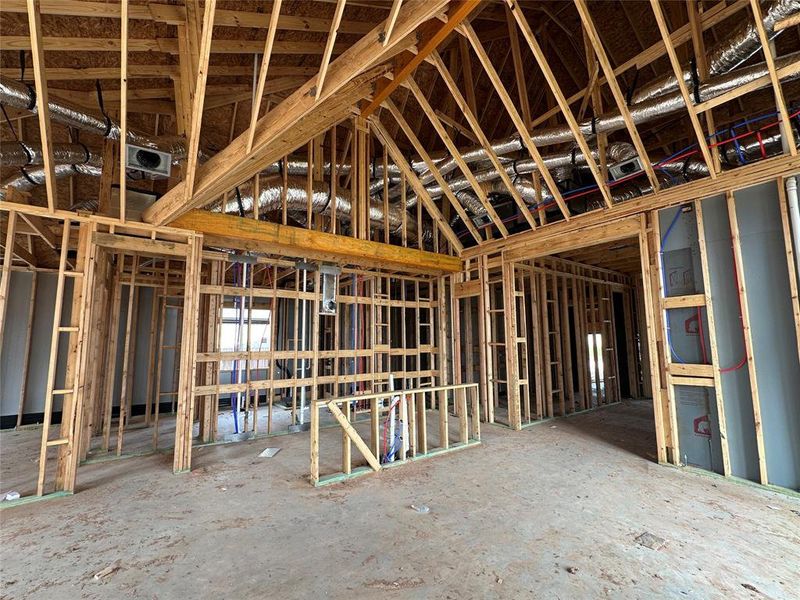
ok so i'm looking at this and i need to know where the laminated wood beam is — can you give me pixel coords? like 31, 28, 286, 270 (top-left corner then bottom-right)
463, 153, 800, 260
170, 211, 462, 274
361, 0, 481, 117
143, 0, 447, 225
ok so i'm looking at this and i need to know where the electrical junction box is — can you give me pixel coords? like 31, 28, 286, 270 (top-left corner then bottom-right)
608, 156, 644, 181
319, 264, 341, 315
125, 144, 172, 177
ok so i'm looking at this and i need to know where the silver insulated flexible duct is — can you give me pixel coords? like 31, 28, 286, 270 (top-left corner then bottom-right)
212, 175, 430, 243
631, 0, 800, 103
0, 76, 190, 158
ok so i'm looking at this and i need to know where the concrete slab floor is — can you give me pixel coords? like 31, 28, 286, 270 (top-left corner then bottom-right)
1, 400, 798, 599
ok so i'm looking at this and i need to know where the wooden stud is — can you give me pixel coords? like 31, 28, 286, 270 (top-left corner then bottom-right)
725, 191, 768, 484
694, 199, 731, 476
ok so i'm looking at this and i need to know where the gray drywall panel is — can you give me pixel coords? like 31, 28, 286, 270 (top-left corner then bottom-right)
2, 272, 72, 419
1, 271, 34, 417
735, 181, 800, 490
701, 194, 760, 482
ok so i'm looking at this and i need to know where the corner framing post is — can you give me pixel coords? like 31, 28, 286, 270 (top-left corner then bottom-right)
173, 234, 203, 474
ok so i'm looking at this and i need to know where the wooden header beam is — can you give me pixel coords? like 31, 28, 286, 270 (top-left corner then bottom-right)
170, 211, 462, 274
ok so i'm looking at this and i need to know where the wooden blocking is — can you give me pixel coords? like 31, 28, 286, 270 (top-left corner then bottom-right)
328, 400, 381, 472
342, 398, 352, 474
310, 400, 319, 485
458, 387, 468, 443
417, 390, 428, 454
438, 388, 449, 450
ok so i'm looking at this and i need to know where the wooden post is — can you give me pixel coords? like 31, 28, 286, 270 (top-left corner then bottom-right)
173, 235, 203, 473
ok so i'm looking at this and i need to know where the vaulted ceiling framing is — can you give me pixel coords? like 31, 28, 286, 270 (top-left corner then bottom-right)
2, 0, 800, 269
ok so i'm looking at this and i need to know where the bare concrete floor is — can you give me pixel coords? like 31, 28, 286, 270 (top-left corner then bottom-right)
1, 399, 799, 599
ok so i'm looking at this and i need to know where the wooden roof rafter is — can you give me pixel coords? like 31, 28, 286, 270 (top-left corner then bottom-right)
142, 0, 451, 226
24, 0, 56, 213
749, 0, 798, 155
382, 97, 483, 245
459, 22, 571, 221
427, 50, 538, 231
369, 115, 465, 252
505, 0, 614, 209
360, 0, 482, 117
406, 76, 510, 238
246, 0, 283, 153
574, 0, 661, 193
649, 0, 718, 177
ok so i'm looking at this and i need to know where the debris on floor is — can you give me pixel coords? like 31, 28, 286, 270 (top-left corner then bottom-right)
634, 532, 666, 551
567, 566, 578, 574
2, 491, 20, 501
410, 503, 430, 514
258, 448, 281, 458
92, 561, 121, 581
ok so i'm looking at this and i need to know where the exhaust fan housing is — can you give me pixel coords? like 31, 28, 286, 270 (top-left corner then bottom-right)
125, 144, 172, 177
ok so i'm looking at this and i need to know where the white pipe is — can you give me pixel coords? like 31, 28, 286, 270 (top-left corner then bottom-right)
786, 176, 800, 285
299, 268, 308, 425
388, 374, 396, 463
